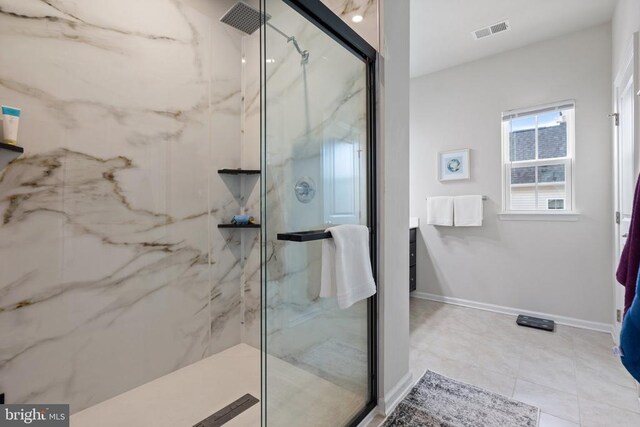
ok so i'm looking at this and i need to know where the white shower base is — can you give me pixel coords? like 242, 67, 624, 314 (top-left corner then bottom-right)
71, 343, 365, 426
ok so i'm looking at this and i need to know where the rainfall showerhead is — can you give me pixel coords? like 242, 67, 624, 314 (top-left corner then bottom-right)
220, 1, 309, 65
220, 1, 270, 35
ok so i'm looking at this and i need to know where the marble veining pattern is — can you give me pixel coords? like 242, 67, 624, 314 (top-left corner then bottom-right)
254, 3, 372, 418
321, 0, 378, 50
0, 0, 379, 415
0, 0, 246, 412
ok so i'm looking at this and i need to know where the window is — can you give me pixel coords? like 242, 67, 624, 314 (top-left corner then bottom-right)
547, 199, 565, 210
323, 138, 360, 225
502, 101, 575, 213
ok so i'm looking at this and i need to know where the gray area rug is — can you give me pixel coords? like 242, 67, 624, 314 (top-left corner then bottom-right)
383, 371, 539, 427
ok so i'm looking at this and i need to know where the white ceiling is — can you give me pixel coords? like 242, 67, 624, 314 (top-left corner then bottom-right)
410, 0, 618, 78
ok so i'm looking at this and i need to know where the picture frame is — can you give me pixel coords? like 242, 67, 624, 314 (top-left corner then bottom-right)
438, 149, 470, 181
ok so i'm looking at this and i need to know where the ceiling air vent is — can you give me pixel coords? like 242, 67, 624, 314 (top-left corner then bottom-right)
472, 20, 511, 40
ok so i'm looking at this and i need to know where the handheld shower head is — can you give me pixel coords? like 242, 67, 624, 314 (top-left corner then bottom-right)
288, 36, 309, 65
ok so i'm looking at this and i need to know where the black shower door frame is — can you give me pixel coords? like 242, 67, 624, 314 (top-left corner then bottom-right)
273, 1, 378, 425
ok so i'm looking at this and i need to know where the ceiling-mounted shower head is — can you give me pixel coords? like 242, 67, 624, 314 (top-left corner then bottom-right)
220, 1, 270, 35
220, 1, 309, 65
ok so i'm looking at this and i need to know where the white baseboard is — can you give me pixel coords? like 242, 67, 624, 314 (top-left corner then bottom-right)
411, 291, 613, 333
378, 371, 414, 416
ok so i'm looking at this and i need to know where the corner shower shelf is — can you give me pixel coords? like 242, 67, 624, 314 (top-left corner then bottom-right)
218, 223, 261, 229
0, 142, 23, 170
218, 169, 261, 175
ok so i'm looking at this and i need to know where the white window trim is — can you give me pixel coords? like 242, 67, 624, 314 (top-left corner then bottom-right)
500, 100, 577, 219
498, 211, 580, 221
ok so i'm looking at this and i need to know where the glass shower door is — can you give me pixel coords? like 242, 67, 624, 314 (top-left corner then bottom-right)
261, 1, 375, 426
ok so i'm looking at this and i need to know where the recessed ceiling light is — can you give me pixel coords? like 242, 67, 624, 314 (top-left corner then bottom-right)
351, 15, 363, 23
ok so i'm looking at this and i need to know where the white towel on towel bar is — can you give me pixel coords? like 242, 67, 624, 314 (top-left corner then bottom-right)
426, 196, 454, 226
320, 224, 376, 309
454, 195, 483, 226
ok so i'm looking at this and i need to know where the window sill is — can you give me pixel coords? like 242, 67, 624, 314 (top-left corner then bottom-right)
498, 211, 580, 222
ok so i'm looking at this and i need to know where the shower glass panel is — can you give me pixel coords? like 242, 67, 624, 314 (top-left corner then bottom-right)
262, 1, 374, 425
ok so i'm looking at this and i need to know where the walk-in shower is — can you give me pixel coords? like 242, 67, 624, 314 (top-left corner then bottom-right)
0, 0, 376, 426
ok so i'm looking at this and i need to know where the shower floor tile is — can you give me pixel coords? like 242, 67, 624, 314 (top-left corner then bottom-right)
71, 343, 364, 427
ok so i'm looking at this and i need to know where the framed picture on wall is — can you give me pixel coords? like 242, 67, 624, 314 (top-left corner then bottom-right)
438, 149, 470, 181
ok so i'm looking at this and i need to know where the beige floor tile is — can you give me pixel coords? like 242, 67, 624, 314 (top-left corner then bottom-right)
514, 326, 576, 359
428, 359, 517, 398
574, 350, 637, 390
539, 412, 579, 427
465, 341, 523, 377
571, 328, 616, 359
575, 359, 636, 390
579, 397, 640, 427
409, 322, 445, 350
410, 347, 455, 380
429, 327, 523, 377
576, 365, 640, 414
518, 345, 577, 394
410, 299, 640, 427
410, 298, 451, 320
411, 344, 518, 399
512, 379, 580, 423
409, 348, 435, 379
436, 305, 498, 335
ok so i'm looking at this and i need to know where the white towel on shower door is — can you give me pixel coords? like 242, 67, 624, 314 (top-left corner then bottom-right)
426, 196, 454, 226
454, 195, 483, 226
320, 224, 376, 309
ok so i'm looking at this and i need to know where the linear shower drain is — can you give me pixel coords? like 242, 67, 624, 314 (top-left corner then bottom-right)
193, 393, 259, 427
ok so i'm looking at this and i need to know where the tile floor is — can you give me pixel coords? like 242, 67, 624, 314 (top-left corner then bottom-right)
385, 298, 640, 427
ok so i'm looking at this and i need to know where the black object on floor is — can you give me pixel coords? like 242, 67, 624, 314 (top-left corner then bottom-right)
193, 393, 259, 427
516, 315, 555, 332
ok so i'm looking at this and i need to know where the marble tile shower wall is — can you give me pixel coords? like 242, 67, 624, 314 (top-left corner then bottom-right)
252, 0, 368, 359
320, 0, 378, 50
216, 0, 380, 363
241, 26, 262, 349
0, 0, 249, 412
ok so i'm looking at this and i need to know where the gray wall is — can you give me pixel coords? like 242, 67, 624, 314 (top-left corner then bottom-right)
379, 0, 412, 413
410, 24, 613, 326
612, 0, 640, 180
613, 0, 640, 75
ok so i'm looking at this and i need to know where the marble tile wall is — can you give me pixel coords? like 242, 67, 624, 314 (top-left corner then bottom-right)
240, 24, 263, 348
260, 0, 369, 363
0, 0, 248, 413
321, 0, 379, 50
0, 0, 379, 414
